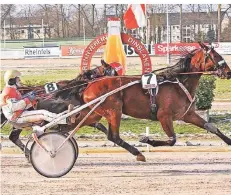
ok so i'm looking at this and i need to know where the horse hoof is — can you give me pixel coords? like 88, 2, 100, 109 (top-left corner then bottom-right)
137, 154, 146, 162
139, 136, 149, 143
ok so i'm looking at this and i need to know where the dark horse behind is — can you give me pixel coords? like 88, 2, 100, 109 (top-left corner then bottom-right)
65, 42, 231, 162
0, 60, 117, 156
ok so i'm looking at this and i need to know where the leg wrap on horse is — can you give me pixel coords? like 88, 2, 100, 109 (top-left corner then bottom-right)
9, 129, 26, 152
204, 123, 218, 134
9, 129, 22, 142
140, 135, 176, 147
93, 123, 108, 134
204, 123, 231, 145
167, 136, 176, 146
110, 134, 140, 156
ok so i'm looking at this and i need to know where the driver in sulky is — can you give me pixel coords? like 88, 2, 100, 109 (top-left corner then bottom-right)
0, 70, 73, 134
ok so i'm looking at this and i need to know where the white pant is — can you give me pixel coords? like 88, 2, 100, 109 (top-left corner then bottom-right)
14, 110, 67, 124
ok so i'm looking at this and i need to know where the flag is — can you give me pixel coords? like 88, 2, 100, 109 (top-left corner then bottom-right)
123, 4, 146, 29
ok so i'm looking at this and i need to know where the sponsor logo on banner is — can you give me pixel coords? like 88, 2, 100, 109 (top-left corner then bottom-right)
24, 46, 60, 58
212, 42, 231, 55
61, 45, 105, 56
124, 44, 155, 56
155, 43, 202, 55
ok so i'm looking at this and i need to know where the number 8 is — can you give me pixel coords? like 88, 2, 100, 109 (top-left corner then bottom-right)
47, 83, 56, 92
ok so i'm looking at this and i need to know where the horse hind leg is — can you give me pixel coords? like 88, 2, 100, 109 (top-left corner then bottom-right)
9, 128, 30, 158
140, 113, 176, 147
183, 111, 231, 145
93, 101, 146, 161
107, 123, 146, 162
88, 122, 108, 134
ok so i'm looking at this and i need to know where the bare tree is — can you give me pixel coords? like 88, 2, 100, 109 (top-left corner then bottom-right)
1, 4, 15, 26
38, 4, 52, 38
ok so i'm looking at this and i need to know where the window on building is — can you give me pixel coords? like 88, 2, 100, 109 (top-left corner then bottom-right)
177, 36, 180, 39
21, 30, 24, 33
37, 29, 40, 33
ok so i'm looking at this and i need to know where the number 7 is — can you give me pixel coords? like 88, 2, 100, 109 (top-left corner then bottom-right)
144, 74, 153, 84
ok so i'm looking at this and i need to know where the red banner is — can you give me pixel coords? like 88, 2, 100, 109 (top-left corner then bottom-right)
155, 43, 202, 55
61, 45, 105, 57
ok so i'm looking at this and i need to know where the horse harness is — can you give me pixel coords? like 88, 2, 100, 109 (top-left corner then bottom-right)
142, 73, 195, 120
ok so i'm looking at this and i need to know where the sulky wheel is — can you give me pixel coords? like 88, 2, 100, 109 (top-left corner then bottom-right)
64, 133, 79, 159
30, 132, 77, 178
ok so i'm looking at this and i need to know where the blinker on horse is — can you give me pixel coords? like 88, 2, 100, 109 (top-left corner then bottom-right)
72, 42, 231, 162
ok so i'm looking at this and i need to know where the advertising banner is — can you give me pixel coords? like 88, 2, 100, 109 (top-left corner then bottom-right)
155, 43, 202, 55
24, 46, 60, 58
61, 44, 155, 57
61, 45, 105, 57
212, 42, 231, 55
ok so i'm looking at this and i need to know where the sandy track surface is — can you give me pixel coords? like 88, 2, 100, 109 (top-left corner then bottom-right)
1, 152, 231, 195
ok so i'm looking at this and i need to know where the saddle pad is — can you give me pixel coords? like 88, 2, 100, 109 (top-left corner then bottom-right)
141, 73, 158, 89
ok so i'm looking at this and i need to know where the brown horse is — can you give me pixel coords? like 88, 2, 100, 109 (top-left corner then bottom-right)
71, 42, 231, 162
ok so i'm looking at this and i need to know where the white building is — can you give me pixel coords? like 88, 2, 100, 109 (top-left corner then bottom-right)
1, 17, 53, 40
149, 11, 228, 43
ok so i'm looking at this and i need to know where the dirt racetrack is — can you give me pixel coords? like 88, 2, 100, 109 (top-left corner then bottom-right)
1, 151, 231, 195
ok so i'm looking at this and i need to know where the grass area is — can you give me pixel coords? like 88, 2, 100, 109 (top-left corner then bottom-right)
1, 113, 230, 136
214, 78, 231, 100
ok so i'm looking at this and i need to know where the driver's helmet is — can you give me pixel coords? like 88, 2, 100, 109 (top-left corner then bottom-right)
4, 70, 21, 85
109, 62, 123, 76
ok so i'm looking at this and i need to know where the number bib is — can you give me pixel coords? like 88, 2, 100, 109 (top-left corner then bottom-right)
44, 83, 58, 94
141, 73, 158, 89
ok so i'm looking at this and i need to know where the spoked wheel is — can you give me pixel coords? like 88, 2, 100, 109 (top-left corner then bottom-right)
30, 132, 77, 178
64, 133, 79, 159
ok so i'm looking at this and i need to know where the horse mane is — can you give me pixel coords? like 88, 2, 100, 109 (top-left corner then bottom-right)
154, 49, 197, 79
54, 79, 88, 102
75, 70, 91, 81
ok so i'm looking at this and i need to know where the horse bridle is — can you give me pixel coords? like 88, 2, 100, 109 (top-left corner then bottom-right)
204, 48, 226, 71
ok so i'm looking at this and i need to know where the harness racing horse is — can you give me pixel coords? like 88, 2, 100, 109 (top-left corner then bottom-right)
0, 60, 117, 157
68, 42, 231, 162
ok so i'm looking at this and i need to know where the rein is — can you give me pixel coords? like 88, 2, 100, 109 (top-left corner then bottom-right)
20, 82, 88, 100
177, 71, 217, 75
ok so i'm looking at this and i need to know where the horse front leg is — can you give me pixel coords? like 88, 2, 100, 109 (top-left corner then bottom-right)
140, 111, 176, 147
93, 100, 145, 162
183, 111, 231, 145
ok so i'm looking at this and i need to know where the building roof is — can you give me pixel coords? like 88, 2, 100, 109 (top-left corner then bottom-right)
150, 11, 225, 26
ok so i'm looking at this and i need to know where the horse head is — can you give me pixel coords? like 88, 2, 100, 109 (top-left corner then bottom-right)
190, 42, 231, 79
76, 60, 118, 81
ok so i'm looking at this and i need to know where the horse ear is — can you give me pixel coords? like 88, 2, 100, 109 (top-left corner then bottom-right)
198, 41, 203, 48
101, 59, 109, 67
198, 41, 209, 51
